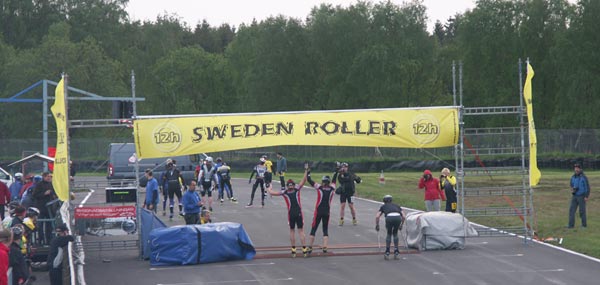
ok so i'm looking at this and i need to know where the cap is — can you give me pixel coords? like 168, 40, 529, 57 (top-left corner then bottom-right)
15, 172, 23, 178
423, 169, 432, 175
56, 224, 69, 232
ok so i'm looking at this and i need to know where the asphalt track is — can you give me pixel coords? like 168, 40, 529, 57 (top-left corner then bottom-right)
38, 177, 600, 285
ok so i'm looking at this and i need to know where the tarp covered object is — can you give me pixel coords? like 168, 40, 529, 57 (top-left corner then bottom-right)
141, 208, 167, 259
150, 222, 255, 266
406, 211, 478, 251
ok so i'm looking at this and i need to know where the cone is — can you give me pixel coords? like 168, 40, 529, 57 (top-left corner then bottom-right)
379, 170, 385, 185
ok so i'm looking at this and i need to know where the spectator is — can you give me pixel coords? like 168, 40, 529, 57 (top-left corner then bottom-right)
9, 173, 23, 202
182, 181, 202, 225
33, 172, 56, 244
276, 152, 287, 190
47, 224, 74, 285
568, 163, 590, 228
0, 181, 10, 220
9, 226, 29, 285
440, 168, 457, 213
20, 175, 41, 209
0, 228, 12, 285
143, 170, 159, 213
418, 169, 445, 211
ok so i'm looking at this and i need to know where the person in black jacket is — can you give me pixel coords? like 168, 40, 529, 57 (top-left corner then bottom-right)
9, 226, 30, 285
375, 195, 405, 260
48, 224, 74, 285
32, 172, 56, 244
334, 163, 361, 226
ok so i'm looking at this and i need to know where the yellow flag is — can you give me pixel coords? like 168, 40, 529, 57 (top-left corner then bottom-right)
524, 63, 541, 186
50, 77, 70, 201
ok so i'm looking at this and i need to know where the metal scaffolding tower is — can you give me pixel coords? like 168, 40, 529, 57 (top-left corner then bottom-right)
455, 60, 535, 241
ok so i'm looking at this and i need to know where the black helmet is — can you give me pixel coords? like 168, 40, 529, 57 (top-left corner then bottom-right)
322, 175, 331, 183
383, 195, 392, 203
27, 207, 40, 217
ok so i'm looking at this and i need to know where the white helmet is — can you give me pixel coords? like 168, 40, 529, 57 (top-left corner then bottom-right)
15, 172, 23, 179
205, 157, 213, 163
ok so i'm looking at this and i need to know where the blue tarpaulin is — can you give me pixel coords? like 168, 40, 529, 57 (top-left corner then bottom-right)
150, 222, 255, 266
141, 208, 167, 259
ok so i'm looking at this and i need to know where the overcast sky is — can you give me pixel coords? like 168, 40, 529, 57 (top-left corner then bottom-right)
125, 0, 476, 33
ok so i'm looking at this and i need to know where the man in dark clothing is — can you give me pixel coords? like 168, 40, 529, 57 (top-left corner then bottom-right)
276, 152, 287, 190
48, 224, 74, 285
162, 161, 184, 220
334, 163, 361, 226
375, 195, 405, 260
568, 163, 591, 228
247, 158, 267, 208
33, 172, 56, 244
306, 171, 336, 254
9, 226, 30, 285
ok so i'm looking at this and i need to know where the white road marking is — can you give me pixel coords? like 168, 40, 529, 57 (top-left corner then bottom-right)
150, 262, 275, 271
433, 268, 564, 275
78, 189, 94, 207
157, 277, 293, 284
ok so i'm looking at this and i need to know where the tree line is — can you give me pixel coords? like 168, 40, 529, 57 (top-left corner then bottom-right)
0, 0, 598, 140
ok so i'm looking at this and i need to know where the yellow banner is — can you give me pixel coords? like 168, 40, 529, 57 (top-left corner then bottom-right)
134, 107, 459, 159
50, 77, 70, 201
524, 63, 541, 186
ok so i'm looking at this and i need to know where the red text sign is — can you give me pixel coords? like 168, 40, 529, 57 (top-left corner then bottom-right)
75, 205, 136, 219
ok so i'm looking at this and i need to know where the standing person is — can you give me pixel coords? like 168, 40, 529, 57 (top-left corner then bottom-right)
9, 173, 24, 202
440, 168, 457, 213
262, 155, 274, 189
182, 181, 202, 225
276, 152, 287, 190
198, 157, 217, 212
47, 224, 74, 285
0, 181, 10, 221
335, 162, 361, 226
33, 172, 56, 244
163, 160, 184, 220
247, 158, 267, 208
375, 195, 405, 260
306, 171, 336, 255
20, 175, 41, 209
418, 169, 445, 211
568, 163, 590, 228
0, 229, 11, 285
217, 162, 237, 203
9, 226, 29, 285
143, 170, 159, 213
267, 170, 309, 257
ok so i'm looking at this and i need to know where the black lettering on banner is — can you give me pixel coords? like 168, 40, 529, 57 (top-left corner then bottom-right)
305, 122, 319, 135
192, 127, 204, 142
245, 124, 260, 137
355, 121, 366, 134
321, 121, 339, 135
383, 121, 396, 135
368, 121, 380, 135
231, 125, 242, 138
207, 125, 227, 140
262, 123, 275, 135
276, 122, 293, 135
340, 122, 353, 134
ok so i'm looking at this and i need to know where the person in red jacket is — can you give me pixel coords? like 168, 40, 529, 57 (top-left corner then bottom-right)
418, 169, 445, 211
0, 182, 10, 220
0, 228, 11, 285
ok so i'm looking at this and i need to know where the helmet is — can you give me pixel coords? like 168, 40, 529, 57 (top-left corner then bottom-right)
383, 195, 393, 203
322, 175, 331, 183
341, 162, 349, 168
33, 175, 42, 182
216, 157, 222, 162
260, 157, 266, 163
261, 154, 268, 159
286, 179, 295, 187
205, 157, 213, 163
15, 172, 23, 179
27, 207, 40, 217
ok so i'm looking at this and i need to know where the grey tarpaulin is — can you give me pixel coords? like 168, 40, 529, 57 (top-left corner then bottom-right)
406, 211, 478, 251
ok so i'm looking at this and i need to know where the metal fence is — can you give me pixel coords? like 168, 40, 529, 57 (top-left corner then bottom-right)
1, 129, 599, 167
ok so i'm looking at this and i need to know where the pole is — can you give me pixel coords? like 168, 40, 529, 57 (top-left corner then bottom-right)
43, 80, 49, 171
131, 70, 143, 259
